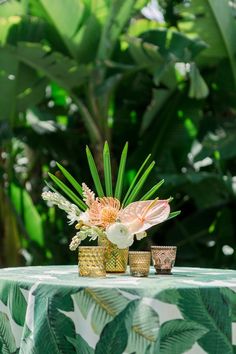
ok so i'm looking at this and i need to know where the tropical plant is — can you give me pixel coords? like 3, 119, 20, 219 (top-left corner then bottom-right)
42, 141, 180, 249
0, 0, 236, 268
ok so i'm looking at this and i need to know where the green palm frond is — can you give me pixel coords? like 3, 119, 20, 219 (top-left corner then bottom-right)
86, 145, 104, 197
44, 180, 58, 194
48, 173, 86, 210
124, 160, 155, 206
141, 179, 164, 200
103, 141, 113, 196
114, 142, 128, 200
56, 162, 83, 197
46, 141, 180, 219
167, 211, 181, 220
122, 153, 151, 206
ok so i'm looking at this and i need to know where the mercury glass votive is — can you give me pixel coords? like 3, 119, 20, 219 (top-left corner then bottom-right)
78, 246, 106, 277
151, 246, 177, 275
129, 251, 151, 277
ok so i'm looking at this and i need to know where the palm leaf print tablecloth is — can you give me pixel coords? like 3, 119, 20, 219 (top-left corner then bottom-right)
0, 266, 235, 354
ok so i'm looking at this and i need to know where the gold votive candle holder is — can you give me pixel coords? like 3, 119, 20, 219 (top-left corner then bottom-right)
98, 234, 129, 273
151, 246, 177, 275
78, 246, 106, 277
129, 251, 151, 277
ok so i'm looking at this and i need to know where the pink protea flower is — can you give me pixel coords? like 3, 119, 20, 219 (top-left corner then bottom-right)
88, 197, 121, 228
119, 199, 170, 234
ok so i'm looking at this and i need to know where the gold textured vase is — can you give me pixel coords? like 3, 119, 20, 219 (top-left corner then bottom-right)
78, 246, 106, 277
98, 235, 128, 273
129, 251, 151, 277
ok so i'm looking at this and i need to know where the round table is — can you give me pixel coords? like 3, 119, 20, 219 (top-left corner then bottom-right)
0, 265, 235, 354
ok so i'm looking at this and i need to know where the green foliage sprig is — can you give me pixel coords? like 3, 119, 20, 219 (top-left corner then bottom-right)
48, 142, 180, 220
48, 173, 86, 211
86, 146, 105, 197
114, 142, 128, 200
103, 142, 113, 197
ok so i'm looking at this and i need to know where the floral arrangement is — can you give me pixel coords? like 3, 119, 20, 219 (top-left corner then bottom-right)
42, 142, 180, 250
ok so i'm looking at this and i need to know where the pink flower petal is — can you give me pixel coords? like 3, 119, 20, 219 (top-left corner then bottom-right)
119, 199, 170, 234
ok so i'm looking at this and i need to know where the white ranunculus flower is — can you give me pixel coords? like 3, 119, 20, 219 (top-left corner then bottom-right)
136, 231, 147, 240
106, 223, 134, 249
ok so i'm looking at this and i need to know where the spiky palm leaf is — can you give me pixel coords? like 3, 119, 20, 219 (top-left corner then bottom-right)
46, 142, 179, 219
123, 161, 155, 206
114, 142, 128, 200
103, 141, 113, 197
48, 173, 86, 211
56, 163, 83, 198
86, 146, 104, 197
140, 179, 164, 201
122, 153, 151, 205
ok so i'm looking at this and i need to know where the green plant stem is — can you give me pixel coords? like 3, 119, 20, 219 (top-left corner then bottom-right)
70, 93, 103, 145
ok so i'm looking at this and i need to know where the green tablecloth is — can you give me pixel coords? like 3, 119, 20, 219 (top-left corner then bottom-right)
0, 265, 235, 354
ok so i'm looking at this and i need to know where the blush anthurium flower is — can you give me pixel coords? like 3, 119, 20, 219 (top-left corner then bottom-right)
106, 223, 134, 249
105, 199, 170, 249
119, 199, 170, 234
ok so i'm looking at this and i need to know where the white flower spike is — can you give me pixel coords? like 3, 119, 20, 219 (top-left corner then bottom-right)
42, 191, 81, 225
